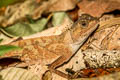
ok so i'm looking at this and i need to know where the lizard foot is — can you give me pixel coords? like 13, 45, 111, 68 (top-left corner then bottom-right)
48, 67, 73, 79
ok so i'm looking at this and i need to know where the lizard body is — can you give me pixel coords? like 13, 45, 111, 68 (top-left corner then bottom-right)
0, 14, 98, 78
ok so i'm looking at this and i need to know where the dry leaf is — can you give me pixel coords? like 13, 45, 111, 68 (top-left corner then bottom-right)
67, 8, 79, 21
23, 17, 73, 39
70, 68, 120, 78
0, 67, 40, 80
0, 0, 77, 27
77, 0, 120, 17
46, 0, 78, 12
82, 16, 120, 50
0, 0, 49, 27
72, 72, 120, 80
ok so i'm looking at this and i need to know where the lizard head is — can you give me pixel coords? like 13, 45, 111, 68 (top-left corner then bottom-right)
70, 14, 99, 45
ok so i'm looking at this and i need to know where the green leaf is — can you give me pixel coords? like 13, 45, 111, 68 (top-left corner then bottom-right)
26, 15, 35, 24
0, 39, 3, 43
0, 0, 24, 8
52, 12, 70, 27
0, 45, 21, 56
0, 18, 48, 37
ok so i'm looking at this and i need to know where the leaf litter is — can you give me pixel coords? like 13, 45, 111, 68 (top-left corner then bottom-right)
1, 0, 120, 80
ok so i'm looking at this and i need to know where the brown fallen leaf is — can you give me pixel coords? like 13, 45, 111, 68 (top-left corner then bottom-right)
77, 0, 120, 17
0, 0, 49, 27
0, 0, 36, 27
46, 0, 78, 12
67, 7, 79, 22
0, 67, 40, 80
82, 16, 120, 50
69, 67, 120, 79
0, 0, 78, 27
32, 1, 49, 19
72, 72, 120, 80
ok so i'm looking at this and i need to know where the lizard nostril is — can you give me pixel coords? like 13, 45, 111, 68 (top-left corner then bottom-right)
76, 61, 78, 64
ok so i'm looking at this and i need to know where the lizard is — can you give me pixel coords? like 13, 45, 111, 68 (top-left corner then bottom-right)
0, 14, 98, 78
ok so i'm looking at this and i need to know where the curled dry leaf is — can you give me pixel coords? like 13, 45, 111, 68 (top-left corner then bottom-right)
77, 0, 120, 17
0, 0, 34, 27
67, 7, 79, 22
46, 0, 78, 12
32, 1, 49, 19
33, 0, 78, 19
0, 67, 40, 80
0, 0, 48, 27
0, 0, 77, 27
42, 71, 52, 80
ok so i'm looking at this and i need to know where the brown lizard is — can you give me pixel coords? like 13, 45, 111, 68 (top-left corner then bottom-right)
0, 14, 98, 78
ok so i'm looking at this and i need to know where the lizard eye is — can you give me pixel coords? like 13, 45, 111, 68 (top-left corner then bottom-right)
81, 21, 88, 27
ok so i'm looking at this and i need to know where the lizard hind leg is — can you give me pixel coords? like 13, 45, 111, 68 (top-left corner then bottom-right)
46, 43, 73, 78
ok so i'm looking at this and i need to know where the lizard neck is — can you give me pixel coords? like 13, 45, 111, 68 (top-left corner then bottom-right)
58, 29, 74, 44
59, 21, 98, 53
58, 29, 84, 53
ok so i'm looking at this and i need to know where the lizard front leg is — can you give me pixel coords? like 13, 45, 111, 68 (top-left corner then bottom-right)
47, 43, 73, 78
48, 56, 70, 78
